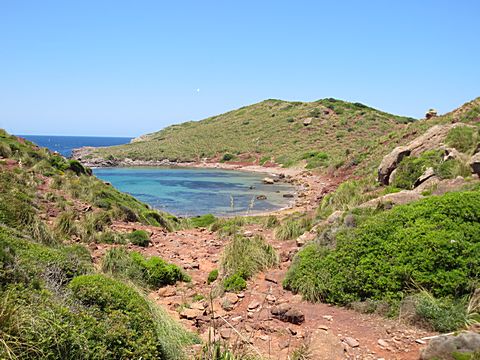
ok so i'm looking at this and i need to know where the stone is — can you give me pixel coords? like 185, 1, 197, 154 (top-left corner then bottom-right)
248, 300, 261, 310
425, 109, 437, 119
180, 308, 202, 320
263, 177, 275, 184
284, 308, 305, 324
378, 146, 411, 185
264, 273, 278, 284
414, 167, 436, 187
219, 328, 233, 340
266, 294, 276, 304
359, 190, 423, 209
377, 339, 389, 348
271, 303, 291, 316
303, 118, 313, 126
256, 194, 267, 200
420, 331, 480, 360
344, 337, 360, 348
190, 301, 206, 310
326, 210, 344, 224
307, 329, 345, 360
158, 287, 176, 297
470, 152, 480, 176
283, 193, 294, 198
224, 293, 239, 304
322, 315, 333, 321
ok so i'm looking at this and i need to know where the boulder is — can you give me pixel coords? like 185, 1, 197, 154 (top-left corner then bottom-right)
420, 331, 480, 360
425, 108, 438, 119
256, 194, 267, 200
414, 167, 436, 187
359, 190, 423, 209
306, 330, 344, 360
378, 146, 411, 185
284, 308, 305, 324
470, 152, 480, 176
303, 118, 313, 126
263, 177, 275, 184
180, 308, 202, 320
271, 303, 291, 317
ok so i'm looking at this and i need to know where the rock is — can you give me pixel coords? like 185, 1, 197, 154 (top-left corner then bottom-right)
219, 328, 233, 340
158, 287, 176, 297
296, 231, 315, 247
237, 292, 245, 298
378, 146, 411, 185
414, 167, 436, 187
326, 210, 344, 224
443, 147, 463, 161
191, 301, 206, 310
180, 308, 202, 320
303, 118, 313, 126
221, 299, 234, 311
264, 273, 278, 284
425, 109, 438, 119
306, 329, 345, 360
243, 230, 254, 237
359, 190, 423, 209
263, 177, 275, 184
259, 335, 270, 341
377, 339, 389, 348
420, 331, 480, 360
266, 294, 276, 304
282, 193, 295, 198
322, 315, 333, 321
224, 293, 239, 304
248, 300, 261, 310
271, 303, 291, 316
284, 308, 305, 324
256, 194, 267, 200
344, 337, 360, 348
470, 152, 480, 176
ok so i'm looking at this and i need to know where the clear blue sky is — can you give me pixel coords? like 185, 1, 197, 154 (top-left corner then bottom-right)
1, 0, 479, 137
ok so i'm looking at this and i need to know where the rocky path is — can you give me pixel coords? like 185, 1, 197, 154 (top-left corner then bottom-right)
91, 223, 433, 360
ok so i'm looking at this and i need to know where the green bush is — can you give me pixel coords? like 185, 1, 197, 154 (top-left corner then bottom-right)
284, 190, 480, 304
127, 229, 150, 247
189, 214, 216, 228
301, 151, 329, 169
445, 126, 478, 154
391, 150, 443, 189
436, 159, 472, 179
222, 153, 234, 161
68, 274, 163, 359
223, 273, 247, 292
102, 248, 189, 289
207, 269, 219, 284
412, 291, 467, 332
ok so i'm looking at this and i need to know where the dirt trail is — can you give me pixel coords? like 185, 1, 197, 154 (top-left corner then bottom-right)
92, 222, 432, 360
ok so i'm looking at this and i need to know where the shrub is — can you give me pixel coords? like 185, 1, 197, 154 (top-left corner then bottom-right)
67, 159, 90, 176
207, 269, 218, 284
55, 211, 77, 237
436, 159, 472, 179
391, 150, 443, 189
68, 274, 163, 359
189, 214, 216, 228
102, 248, 189, 289
221, 235, 278, 279
411, 291, 467, 332
445, 126, 478, 154
275, 216, 312, 240
223, 273, 247, 292
284, 190, 480, 304
0, 142, 12, 158
301, 151, 329, 169
222, 153, 234, 162
127, 229, 150, 247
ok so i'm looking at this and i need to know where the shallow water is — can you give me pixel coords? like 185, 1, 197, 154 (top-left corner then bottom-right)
93, 167, 295, 217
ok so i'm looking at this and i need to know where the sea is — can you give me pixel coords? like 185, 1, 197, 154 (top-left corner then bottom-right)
20, 135, 295, 216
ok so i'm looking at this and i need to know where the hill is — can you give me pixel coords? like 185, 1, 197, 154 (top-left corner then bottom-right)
78, 97, 480, 175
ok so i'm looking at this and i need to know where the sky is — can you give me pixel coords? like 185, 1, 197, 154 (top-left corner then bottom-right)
0, 0, 479, 137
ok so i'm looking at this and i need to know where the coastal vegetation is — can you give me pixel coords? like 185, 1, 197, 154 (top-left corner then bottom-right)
0, 130, 197, 359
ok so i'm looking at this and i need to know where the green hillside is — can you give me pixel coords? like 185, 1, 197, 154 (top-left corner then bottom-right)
85, 97, 480, 175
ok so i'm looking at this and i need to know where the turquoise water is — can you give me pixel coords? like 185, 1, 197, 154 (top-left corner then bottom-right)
93, 167, 295, 217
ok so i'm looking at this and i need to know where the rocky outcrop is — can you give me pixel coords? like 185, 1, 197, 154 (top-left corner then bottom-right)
378, 123, 475, 185
420, 331, 480, 360
359, 191, 423, 209
378, 146, 411, 185
414, 167, 436, 187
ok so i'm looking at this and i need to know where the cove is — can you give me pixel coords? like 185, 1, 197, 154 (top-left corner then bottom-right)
93, 167, 296, 217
